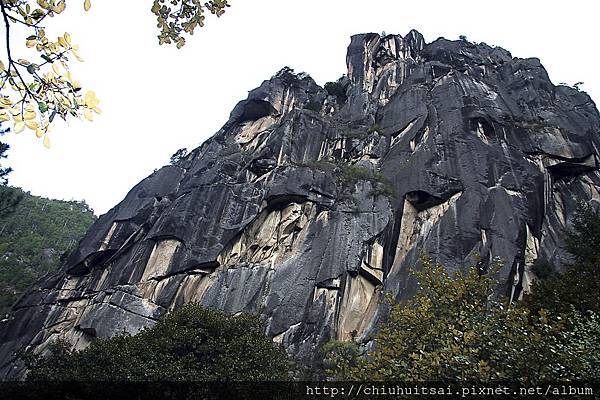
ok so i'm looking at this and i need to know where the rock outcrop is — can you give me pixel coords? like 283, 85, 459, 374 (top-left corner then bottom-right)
1, 30, 599, 378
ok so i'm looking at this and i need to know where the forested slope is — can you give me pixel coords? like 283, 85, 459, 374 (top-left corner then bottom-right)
0, 187, 95, 314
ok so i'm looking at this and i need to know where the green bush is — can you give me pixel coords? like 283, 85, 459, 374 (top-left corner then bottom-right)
324, 258, 599, 382
565, 201, 600, 265
25, 304, 290, 381
302, 160, 394, 198
337, 163, 394, 197
367, 124, 382, 134
324, 80, 347, 103
531, 257, 554, 280
304, 99, 322, 113
526, 202, 600, 315
340, 130, 367, 139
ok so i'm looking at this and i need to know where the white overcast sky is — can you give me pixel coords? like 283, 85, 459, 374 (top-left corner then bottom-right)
3, 0, 599, 215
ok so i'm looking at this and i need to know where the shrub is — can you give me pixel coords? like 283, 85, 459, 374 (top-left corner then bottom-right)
25, 304, 290, 382
337, 163, 393, 197
324, 80, 348, 103
526, 202, 600, 315
324, 258, 598, 382
341, 130, 367, 139
304, 99, 322, 113
169, 147, 188, 165
531, 257, 554, 280
302, 160, 393, 198
367, 124, 381, 134
565, 201, 600, 265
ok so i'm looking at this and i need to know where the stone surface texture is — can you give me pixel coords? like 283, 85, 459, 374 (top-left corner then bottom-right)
1, 30, 599, 378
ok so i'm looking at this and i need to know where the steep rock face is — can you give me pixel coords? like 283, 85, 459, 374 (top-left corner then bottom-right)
1, 31, 600, 378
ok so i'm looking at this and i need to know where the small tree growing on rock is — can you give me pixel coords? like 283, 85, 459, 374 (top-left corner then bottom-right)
169, 147, 189, 165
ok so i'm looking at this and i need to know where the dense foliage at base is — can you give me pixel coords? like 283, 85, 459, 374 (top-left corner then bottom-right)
324, 203, 600, 382
25, 304, 290, 381
0, 186, 95, 314
526, 202, 600, 315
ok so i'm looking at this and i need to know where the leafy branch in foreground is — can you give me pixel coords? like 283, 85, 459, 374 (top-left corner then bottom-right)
0, 0, 230, 144
151, 0, 230, 48
0, 0, 98, 147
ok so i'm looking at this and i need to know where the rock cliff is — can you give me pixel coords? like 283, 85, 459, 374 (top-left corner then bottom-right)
1, 30, 599, 378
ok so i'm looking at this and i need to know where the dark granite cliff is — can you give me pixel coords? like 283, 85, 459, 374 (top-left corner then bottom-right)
1, 30, 599, 378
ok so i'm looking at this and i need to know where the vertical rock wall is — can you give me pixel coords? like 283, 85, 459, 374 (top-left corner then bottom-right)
1, 30, 599, 378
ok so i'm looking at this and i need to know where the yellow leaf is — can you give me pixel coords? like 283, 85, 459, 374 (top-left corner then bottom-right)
84, 0, 91, 12
25, 120, 39, 130
24, 110, 36, 120
84, 109, 93, 121
0, 113, 8, 122
84, 90, 97, 103
53, 1, 65, 13
58, 36, 68, 48
14, 122, 25, 133
0, 61, 4, 71
52, 63, 62, 75
71, 45, 83, 62
35, 128, 44, 138
0, 98, 12, 106
26, 39, 37, 48
59, 96, 70, 108
43, 135, 51, 148
63, 32, 71, 44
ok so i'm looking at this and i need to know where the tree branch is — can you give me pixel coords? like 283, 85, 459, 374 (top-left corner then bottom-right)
1, 0, 35, 102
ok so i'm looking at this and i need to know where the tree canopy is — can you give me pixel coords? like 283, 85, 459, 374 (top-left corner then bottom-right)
25, 303, 290, 381
152, 0, 229, 48
526, 201, 600, 315
324, 259, 599, 382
